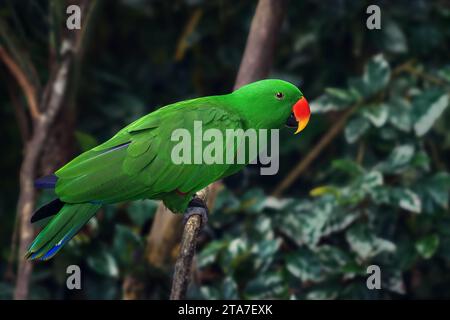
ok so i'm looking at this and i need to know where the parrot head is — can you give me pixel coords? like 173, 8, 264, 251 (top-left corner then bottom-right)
230, 79, 310, 134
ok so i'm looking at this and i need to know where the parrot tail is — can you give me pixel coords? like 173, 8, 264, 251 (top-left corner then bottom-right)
26, 201, 101, 261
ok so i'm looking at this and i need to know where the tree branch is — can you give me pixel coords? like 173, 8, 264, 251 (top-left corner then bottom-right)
0, 46, 40, 119
169, 213, 202, 299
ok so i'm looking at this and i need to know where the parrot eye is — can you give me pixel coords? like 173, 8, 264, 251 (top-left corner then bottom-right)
275, 92, 284, 100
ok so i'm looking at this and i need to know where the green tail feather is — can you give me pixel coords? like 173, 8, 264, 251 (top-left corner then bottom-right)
26, 202, 101, 261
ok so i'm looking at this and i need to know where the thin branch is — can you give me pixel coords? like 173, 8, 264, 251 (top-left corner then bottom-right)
170, 214, 202, 300
0, 46, 40, 119
174, 8, 203, 62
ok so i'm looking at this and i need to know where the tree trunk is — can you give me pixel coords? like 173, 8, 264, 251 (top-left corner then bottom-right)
10, 0, 96, 299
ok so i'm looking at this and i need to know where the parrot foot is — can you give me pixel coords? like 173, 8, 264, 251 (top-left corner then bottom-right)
183, 197, 209, 227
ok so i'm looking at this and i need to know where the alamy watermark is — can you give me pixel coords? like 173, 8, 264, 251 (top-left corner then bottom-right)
170, 121, 279, 175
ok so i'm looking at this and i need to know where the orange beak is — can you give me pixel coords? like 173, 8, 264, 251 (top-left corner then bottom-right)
290, 97, 310, 134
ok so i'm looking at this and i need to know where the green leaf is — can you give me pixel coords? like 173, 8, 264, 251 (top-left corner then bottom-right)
361, 104, 389, 127
332, 159, 365, 177
87, 250, 119, 278
376, 144, 415, 173
127, 199, 157, 227
112, 225, 142, 266
381, 20, 408, 54
388, 97, 413, 132
325, 87, 357, 105
310, 94, 348, 113
346, 224, 396, 260
252, 238, 281, 272
398, 189, 422, 214
359, 171, 383, 191
363, 54, 391, 94
415, 234, 440, 259
413, 90, 449, 136
75, 131, 98, 152
222, 277, 239, 299
437, 65, 450, 83
286, 249, 324, 282
277, 200, 333, 247
425, 172, 450, 209
245, 272, 286, 299
198, 240, 227, 268
344, 116, 370, 144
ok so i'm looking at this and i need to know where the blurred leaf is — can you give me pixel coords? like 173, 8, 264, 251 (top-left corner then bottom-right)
245, 272, 286, 299
197, 240, 227, 268
325, 87, 356, 105
376, 144, 415, 173
388, 97, 413, 132
361, 104, 389, 127
415, 234, 440, 259
346, 224, 396, 260
112, 224, 142, 266
425, 172, 450, 209
332, 159, 364, 177
344, 116, 370, 144
222, 277, 239, 299
310, 94, 347, 113
381, 20, 408, 54
75, 131, 98, 151
413, 90, 449, 136
397, 189, 422, 214
362, 54, 391, 94
286, 248, 324, 282
127, 199, 157, 227
252, 238, 281, 272
87, 250, 119, 278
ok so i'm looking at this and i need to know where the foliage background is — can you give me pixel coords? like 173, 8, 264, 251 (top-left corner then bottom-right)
1, 0, 450, 299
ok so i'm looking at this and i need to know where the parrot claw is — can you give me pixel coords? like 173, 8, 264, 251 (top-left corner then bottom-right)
183, 197, 209, 227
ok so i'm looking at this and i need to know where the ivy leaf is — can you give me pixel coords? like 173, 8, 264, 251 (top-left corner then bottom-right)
325, 87, 357, 105
397, 189, 422, 214
222, 277, 239, 299
112, 225, 142, 267
413, 90, 449, 136
87, 250, 119, 278
346, 224, 396, 260
332, 159, 365, 177
376, 144, 415, 173
286, 249, 324, 282
127, 199, 157, 227
381, 20, 408, 54
345, 116, 370, 144
388, 97, 413, 132
425, 172, 450, 209
362, 54, 391, 94
245, 272, 286, 299
310, 94, 347, 113
361, 104, 389, 127
415, 234, 440, 259
359, 171, 384, 191
197, 240, 227, 268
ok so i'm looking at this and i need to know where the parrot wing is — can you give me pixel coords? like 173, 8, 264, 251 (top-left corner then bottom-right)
55, 99, 244, 204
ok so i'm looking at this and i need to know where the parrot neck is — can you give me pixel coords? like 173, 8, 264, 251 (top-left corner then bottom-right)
225, 92, 278, 131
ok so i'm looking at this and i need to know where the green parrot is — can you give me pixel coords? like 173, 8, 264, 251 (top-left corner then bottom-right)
27, 79, 310, 260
